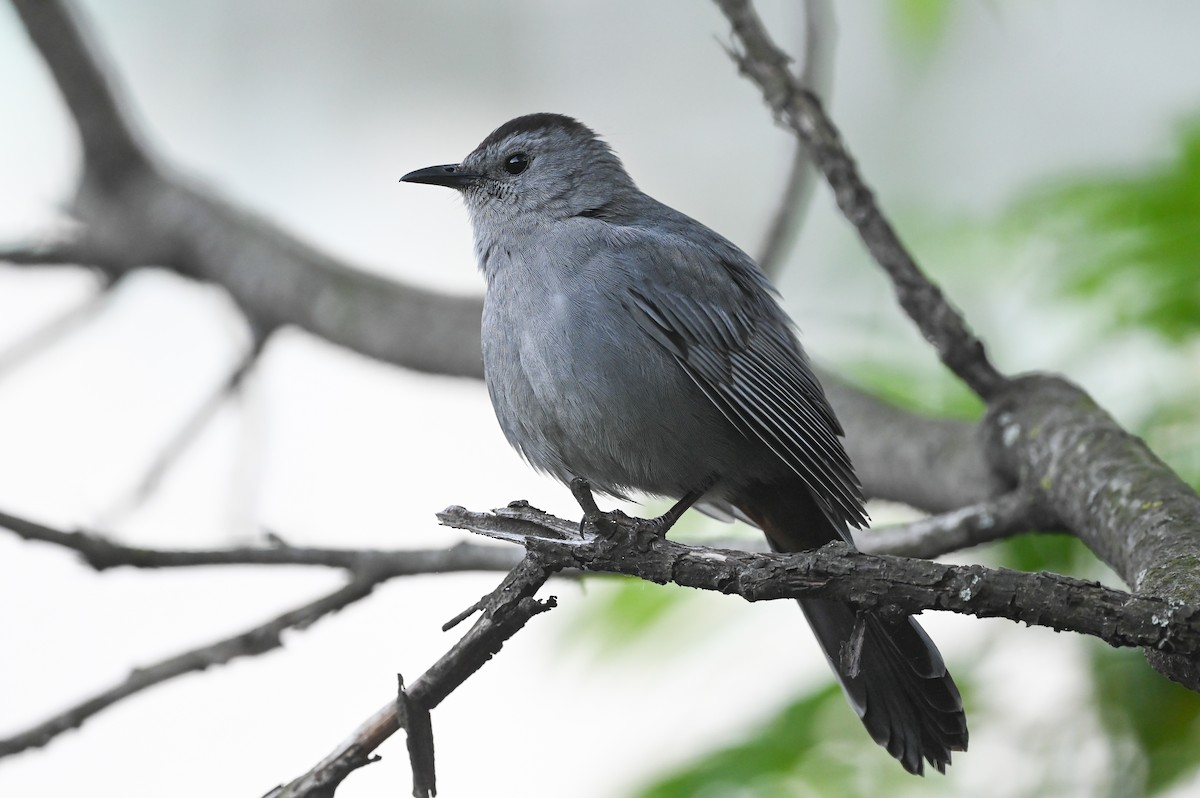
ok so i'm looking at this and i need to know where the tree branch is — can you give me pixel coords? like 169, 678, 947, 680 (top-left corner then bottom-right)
8, 0, 149, 186
711, 0, 1200, 691
3, 492, 1055, 790
714, 0, 1007, 400
10, 0, 487, 378
441, 503, 1200, 654
0, 507, 524, 573
258, 490, 1056, 797
823, 378, 1005, 512
987, 375, 1200, 688
0, 506, 539, 760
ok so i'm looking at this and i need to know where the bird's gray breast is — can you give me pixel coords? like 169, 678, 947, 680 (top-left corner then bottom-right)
479, 228, 735, 497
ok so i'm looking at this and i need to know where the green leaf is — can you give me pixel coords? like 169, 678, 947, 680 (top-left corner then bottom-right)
889, 0, 956, 55
1092, 646, 1200, 794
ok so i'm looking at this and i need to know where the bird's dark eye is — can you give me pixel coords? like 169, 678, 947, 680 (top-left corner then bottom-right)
503, 152, 530, 175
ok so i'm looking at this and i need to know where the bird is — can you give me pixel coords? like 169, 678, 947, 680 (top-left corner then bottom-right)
401, 112, 967, 774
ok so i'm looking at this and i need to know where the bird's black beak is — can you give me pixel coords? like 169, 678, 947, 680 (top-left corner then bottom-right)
399, 163, 480, 189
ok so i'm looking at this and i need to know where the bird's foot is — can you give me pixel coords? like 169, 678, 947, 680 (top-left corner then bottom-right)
569, 478, 656, 549
569, 475, 717, 550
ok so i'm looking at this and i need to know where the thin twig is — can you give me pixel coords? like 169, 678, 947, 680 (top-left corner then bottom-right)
97, 336, 267, 526
0, 507, 524, 573
755, 0, 835, 277
0, 280, 112, 381
0, 524, 538, 761
855, 489, 1052, 559
0, 572, 384, 759
715, 0, 1008, 399
0, 508, 547, 761
0, 241, 117, 269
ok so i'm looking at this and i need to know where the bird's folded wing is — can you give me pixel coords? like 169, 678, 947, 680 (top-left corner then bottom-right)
618, 241, 867, 532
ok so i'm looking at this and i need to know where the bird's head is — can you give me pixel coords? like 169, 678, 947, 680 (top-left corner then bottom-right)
401, 113, 636, 225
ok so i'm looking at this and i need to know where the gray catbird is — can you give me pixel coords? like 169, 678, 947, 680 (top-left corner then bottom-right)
401, 113, 967, 774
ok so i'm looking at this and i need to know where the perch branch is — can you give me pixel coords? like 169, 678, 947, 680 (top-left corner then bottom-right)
440, 503, 1200, 654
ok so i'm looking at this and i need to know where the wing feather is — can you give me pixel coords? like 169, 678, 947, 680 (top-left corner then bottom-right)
622, 247, 867, 531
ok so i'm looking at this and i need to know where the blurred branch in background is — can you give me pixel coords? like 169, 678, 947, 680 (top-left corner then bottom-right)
0, 269, 112, 381
0, 572, 383, 760
754, 0, 834, 278
854, 488, 1049, 559
8, 0, 485, 378
95, 330, 269, 527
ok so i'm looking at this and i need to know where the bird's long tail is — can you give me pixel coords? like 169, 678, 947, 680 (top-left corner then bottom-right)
735, 483, 968, 775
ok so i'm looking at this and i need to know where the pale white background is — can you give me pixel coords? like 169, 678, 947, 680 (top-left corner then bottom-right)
2, 2, 1200, 796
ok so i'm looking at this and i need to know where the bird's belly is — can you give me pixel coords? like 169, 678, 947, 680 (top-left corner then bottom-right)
483, 287, 749, 498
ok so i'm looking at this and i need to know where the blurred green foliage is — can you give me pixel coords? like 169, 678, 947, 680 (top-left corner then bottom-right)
1092, 646, 1200, 796
992, 531, 1090, 575
637, 682, 954, 798
1012, 121, 1200, 342
842, 361, 984, 421
889, 0, 956, 55
558, 578, 702, 660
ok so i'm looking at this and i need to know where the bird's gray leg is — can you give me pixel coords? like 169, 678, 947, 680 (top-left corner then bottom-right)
569, 477, 607, 537
647, 474, 718, 536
